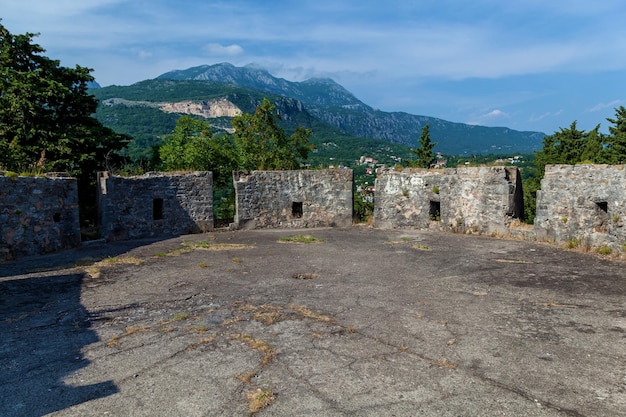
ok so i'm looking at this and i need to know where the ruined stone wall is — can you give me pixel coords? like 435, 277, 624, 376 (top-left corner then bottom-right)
535, 164, 626, 250
0, 172, 80, 260
233, 169, 353, 229
98, 171, 213, 241
374, 166, 523, 234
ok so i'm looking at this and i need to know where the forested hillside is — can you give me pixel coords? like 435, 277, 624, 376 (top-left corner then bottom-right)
90, 63, 545, 164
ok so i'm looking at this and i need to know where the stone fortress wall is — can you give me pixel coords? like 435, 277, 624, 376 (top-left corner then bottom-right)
0, 172, 80, 260
97, 171, 214, 242
534, 165, 626, 252
374, 166, 523, 235
233, 169, 353, 229
2, 164, 625, 260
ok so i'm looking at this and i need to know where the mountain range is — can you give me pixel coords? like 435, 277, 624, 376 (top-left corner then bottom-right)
91, 63, 546, 163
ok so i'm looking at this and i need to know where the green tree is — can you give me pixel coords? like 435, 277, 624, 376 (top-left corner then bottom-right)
410, 125, 437, 168
231, 98, 313, 170
0, 22, 128, 173
159, 115, 236, 186
604, 105, 626, 164
535, 121, 588, 178
0, 22, 129, 224
580, 124, 604, 163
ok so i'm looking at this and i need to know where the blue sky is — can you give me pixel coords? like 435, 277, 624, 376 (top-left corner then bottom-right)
2, 0, 625, 135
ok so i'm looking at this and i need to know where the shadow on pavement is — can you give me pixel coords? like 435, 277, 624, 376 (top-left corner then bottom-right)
0, 272, 118, 416
0, 237, 166, 278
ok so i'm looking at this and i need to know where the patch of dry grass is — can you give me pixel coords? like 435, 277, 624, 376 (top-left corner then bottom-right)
279, 234, 324, 244
159, 312, 193, 326
246, 388, 275, 413
292, 273, 318, 280
230, 333, 276, 365
236, 372, 256, 384
185, 241, 253, 251
253, 304, 284, 324
107, 325, 149, 348
233, 302, 258, 312
252, 310, 284, 326
434, 357, 458, 369
82, 255, 143, 278
289, 304, 336, 325
493, 258, 533, 264
185, 335, 217, 351
155, 241, 253, 258
221, 316, 243, 327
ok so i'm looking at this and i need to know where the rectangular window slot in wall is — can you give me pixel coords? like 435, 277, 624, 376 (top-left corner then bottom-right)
292, 202, 303, 218
595, 201, 609, 233
429, 201, 441, 221
153, 198, 164, 220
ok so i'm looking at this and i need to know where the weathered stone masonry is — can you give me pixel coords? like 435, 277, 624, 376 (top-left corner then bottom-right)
233, 169, 353, 229
97, 171, 213, 241
0, 172, 80, 260
4, 164, 626, 259
535, 164, 626, 250
374, 166, 523, 235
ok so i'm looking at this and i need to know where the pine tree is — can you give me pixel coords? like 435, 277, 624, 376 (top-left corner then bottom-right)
411, 125, 436, 168
604, 106, 626, 164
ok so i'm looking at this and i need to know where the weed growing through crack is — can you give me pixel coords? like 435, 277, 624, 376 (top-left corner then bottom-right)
156, 241, 253, 258
253, 311, 282, 325
290, 305, 336, 325
279, 234, 324, 244
247, 388, 275, 413
185, 335, 216, 351
292, 273, 318, 280
236, 372, 257, 384
107, 335, 121, 348
191, 325, 209, 333
567, 238, 581, 249
221, 316, 243, 327
82, 256, 143, 278
123, 325, 149, 336
98, 256, 143, 266
159, 312, 193, 326
412, 243, 430, 250
184, 241, 253, 251
230, 334, 276, 365
107, 325, 149, 348
172, 313, 191, 321
434, 357, 458, 369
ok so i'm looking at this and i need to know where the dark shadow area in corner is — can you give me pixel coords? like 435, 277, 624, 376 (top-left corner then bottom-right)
0, 273, 118, 416
0, 237, 166, 278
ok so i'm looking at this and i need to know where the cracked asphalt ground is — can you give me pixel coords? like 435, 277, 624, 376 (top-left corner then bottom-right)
1, 228, 626, 417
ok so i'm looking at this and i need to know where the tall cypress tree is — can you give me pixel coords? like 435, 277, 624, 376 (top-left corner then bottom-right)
411, 124, 437, 168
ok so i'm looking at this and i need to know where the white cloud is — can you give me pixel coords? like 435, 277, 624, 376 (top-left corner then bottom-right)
204, 43, 244, 56
586, 100, 623, 113
467, 109, 510, 126
530, 109, 563, 122
137, 50, 153, 60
